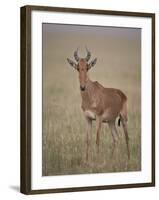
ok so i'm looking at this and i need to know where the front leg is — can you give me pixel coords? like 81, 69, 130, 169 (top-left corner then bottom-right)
96, 116, 102, 152
86, 117, 92, 161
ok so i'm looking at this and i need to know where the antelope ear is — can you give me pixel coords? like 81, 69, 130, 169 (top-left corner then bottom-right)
88, 58, 97, 69
67, 58, 77, 69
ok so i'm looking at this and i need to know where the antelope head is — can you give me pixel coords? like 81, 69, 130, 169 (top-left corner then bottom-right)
67, 48, 97, 91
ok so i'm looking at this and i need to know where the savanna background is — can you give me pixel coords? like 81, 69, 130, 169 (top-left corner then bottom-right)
42, 23, 141, 176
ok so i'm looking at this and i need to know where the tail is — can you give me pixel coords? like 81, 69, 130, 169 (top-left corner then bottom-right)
116, 89, 128, 126
118, 98, 128, 127
118, 117, 121, 126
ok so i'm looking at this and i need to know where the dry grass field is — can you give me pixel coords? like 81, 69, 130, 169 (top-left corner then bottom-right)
42, 24, 141, 176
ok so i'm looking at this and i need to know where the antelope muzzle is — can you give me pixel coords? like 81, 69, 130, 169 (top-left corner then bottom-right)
80, 85, 86, 91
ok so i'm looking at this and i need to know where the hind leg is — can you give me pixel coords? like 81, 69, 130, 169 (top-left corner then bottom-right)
120, 116, 130, 159
108, 121, 119, 157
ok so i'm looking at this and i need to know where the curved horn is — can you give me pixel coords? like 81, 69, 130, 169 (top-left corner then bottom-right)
85, 47, 91, 61
74, 48, 80, 62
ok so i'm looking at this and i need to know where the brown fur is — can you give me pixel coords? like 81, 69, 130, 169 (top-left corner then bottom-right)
81, 80, 127, 121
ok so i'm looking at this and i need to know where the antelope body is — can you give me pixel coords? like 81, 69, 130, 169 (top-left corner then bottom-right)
67, 48, 130, 160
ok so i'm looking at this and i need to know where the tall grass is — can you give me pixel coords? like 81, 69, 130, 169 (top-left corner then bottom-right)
42, 63, 141, 176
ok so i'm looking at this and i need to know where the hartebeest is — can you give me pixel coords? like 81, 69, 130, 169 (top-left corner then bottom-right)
67, 48, 130, 160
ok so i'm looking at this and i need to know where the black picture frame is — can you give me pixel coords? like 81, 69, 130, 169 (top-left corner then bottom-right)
20, 5, 155, 194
